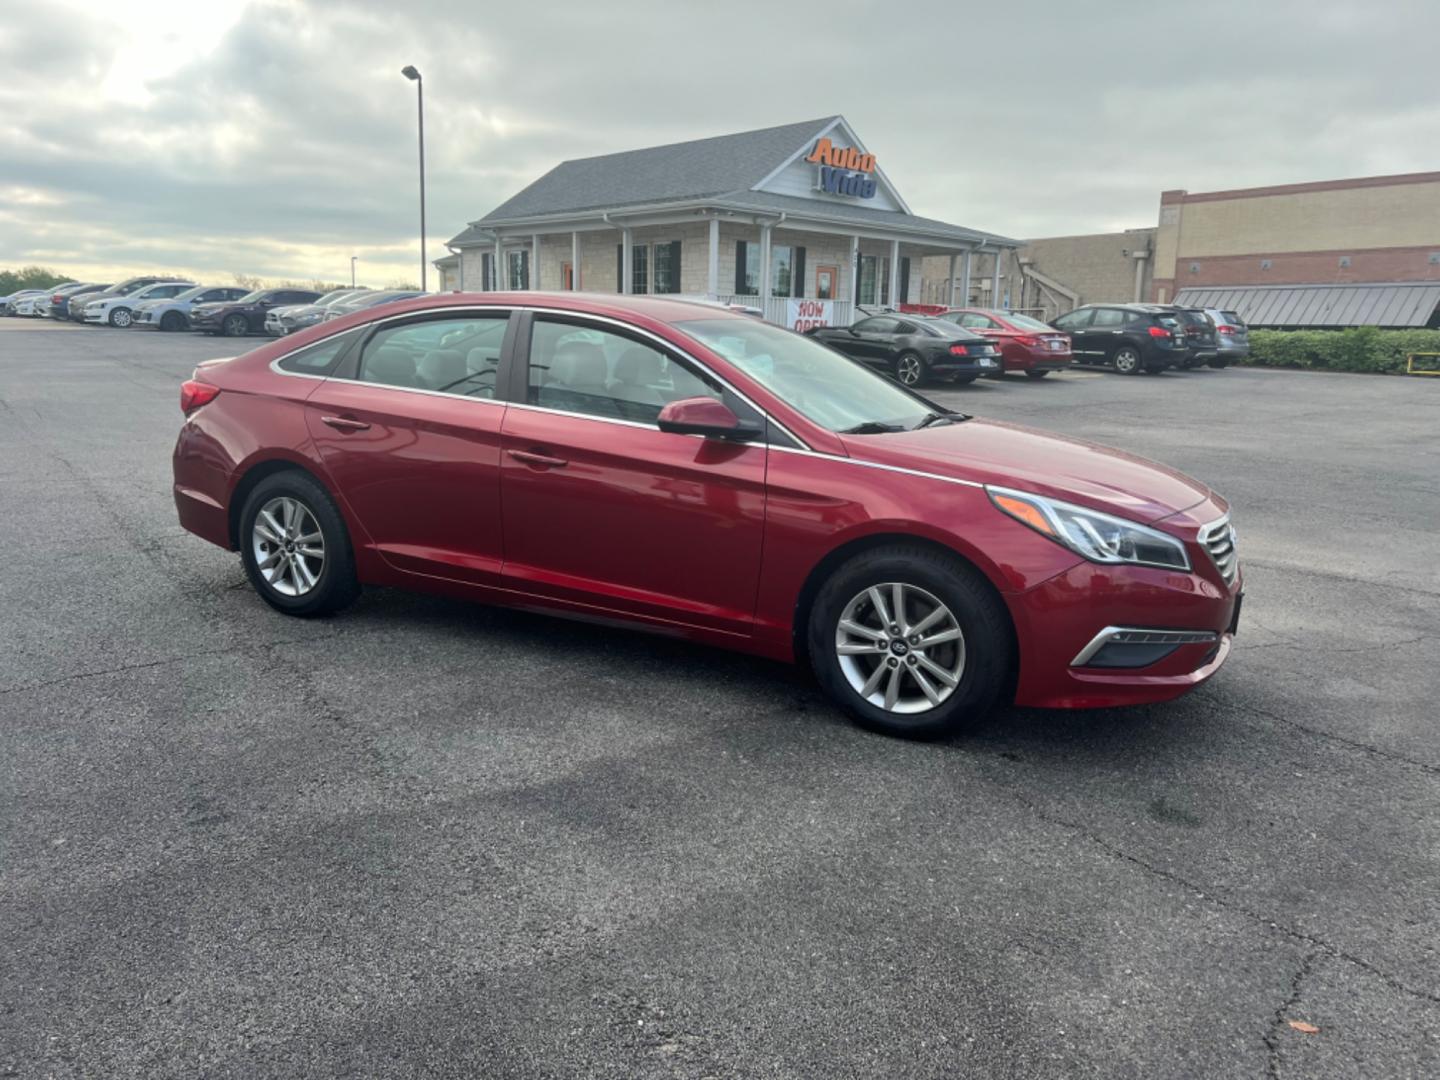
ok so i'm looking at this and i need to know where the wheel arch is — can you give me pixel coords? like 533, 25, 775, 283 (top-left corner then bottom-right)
226, 456, 330, 549
790, 531, 1019, 696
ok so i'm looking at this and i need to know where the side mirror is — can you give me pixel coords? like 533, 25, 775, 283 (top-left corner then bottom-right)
656, 397, 761, 442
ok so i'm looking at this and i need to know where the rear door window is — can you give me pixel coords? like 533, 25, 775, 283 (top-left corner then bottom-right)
358, 315, 509, 397
1054, 309, 1093, 330
1091, 308, 1125, 328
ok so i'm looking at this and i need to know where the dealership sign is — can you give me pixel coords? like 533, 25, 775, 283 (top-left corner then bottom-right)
805, 137, 878, 200
787, 298, 834, 332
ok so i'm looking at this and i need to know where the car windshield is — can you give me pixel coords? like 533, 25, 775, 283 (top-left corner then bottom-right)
676, 317, 935, 433
234, 290, 268, 303
1000, 312, 1055, 331
315, 290, 354, 305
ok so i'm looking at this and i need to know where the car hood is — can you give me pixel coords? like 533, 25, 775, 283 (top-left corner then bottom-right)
840, 418, 1213, 523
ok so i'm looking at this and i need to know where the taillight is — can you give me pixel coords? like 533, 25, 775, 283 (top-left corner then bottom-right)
1217, 325, 1235, 335
1013, 334, 1039, 346
949, 344, 969, 356
180, 380, 221, 414
52, 293, 64, 303
1148, 326, 1170, 338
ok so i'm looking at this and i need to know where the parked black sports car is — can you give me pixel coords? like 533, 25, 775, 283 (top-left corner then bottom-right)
805, 314, 1001, 386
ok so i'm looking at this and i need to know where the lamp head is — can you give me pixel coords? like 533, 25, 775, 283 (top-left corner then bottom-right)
401, 65, 421, 81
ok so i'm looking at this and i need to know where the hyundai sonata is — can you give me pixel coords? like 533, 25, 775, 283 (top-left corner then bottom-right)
172, 293, 1241, 737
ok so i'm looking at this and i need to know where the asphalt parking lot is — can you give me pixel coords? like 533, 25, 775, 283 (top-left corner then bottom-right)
2, 319, 1438, 1079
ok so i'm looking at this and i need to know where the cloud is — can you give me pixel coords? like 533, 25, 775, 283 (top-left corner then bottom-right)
3, 0, 1438, 282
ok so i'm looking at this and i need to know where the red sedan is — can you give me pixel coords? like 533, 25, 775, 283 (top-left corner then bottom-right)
173, 292, 1241, 738
940, 308, 1073, 377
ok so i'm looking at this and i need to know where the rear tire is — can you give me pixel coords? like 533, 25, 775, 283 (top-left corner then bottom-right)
1207, 359, 1229, 369
222, 314, 249, 337
808, 545, 1012, 739
238, 471, 360, 618
1112, 346, 1142, 375
1025, 370, 1050, 379
949, 375, 978, 386
892, 352, 926, 387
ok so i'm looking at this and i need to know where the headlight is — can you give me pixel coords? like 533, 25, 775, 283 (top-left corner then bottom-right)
987, 486, 1191, 570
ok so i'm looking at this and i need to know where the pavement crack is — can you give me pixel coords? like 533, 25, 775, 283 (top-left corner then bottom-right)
1264, 951, 1317, 1079
1217, 697, 1440, 779
1003, 789, 1440, 1007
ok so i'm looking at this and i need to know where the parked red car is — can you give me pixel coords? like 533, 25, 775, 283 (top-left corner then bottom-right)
939, 308, 1073, 377
173, 293, 1241, 738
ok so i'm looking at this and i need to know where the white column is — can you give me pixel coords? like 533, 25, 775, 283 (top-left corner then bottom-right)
849, 235, 860, 304
991, 250, 1003, 309
622, 227, 633, 294
493, 238, 504, 290
707, 217, 720, 298
947, 253, 958, 309
887, 239, 900, 309
960, 250, 972, 305
572, 231, 580, 291
531, 233, 540, 290
758, 223, 773, 308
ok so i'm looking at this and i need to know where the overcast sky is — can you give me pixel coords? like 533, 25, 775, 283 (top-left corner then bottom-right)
4, 0, 1437, 288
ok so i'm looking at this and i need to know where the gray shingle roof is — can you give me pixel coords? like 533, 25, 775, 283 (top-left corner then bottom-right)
1175, 282, 1440, 328
480, 117, 839, 223
449, 117, 1018, 248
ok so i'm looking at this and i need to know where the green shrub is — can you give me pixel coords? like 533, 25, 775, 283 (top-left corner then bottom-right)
1244, 327, 1440, 374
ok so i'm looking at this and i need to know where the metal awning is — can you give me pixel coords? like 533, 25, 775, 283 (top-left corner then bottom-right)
1173, 282, 1440, 328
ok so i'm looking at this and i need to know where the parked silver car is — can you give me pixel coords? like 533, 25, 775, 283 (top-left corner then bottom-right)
264, 288, 368, 335
133, 286, 250, 331
83, 281, 196, 327
1201, 308, 1250, 367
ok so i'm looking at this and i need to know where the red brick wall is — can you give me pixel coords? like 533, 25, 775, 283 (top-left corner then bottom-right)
1155, 245, 1440, 298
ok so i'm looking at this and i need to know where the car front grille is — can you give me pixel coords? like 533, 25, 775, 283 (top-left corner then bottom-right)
1199, 515, 1239, 585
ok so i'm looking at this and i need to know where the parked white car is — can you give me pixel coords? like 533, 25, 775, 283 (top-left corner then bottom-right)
11, 292, 51, 317
83, 281, 196, 327
133, 285, 249, 331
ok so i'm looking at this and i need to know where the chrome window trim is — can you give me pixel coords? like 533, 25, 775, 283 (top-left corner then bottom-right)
264, 302, 810, 448
1071, 626, 1220, 667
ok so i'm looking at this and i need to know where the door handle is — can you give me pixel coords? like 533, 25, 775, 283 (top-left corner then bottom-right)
507, 449, 568, 468
321, 415, 371, 432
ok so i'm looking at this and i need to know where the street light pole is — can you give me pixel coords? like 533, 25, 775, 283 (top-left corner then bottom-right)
350, 256, 357, 288
401, 65, 426, 292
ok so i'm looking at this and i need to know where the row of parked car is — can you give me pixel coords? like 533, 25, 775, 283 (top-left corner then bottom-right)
0, 276, 425, 337
803, 302, 1251, 386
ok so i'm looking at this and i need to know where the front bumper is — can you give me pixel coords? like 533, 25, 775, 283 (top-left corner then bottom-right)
1006, 503, 1241, 708
82, 308, 109, 324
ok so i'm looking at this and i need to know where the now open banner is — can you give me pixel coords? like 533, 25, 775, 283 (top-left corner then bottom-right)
787, 299, 834, 332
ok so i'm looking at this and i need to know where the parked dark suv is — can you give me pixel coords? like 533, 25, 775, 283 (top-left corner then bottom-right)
1051, 304, 1190, 374
188, 288, 322, 336
1153, 305, 1217, 368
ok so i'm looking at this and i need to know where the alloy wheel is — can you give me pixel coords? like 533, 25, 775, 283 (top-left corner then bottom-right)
834, 583, 966, 714
224, 315, 248, 337
895, 354, 923, 386
111, 309, 132, 328
1113, 347, 1140, 374
251, 496, 325, 597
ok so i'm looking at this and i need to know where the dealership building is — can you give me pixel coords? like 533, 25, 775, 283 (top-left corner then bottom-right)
437, 116, 1017, 329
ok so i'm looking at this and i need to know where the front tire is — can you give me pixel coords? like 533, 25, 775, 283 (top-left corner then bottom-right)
808, 545, 1013, 739
108, 308, 133, 328
160, 311, 186, 332
239, 471, 360, 618
1112, 345, 1142, 375
222, 314, 249, 337
892, 352, 926, 387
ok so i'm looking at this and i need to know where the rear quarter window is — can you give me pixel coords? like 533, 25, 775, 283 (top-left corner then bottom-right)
276, 332, 354, 376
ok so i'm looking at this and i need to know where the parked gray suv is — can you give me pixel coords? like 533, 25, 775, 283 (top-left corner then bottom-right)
1201, 308, 1250, 367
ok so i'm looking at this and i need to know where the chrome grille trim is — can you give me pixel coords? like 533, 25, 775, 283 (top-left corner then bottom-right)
1199, 514, 1238, 585
1071, 626, 1219, 667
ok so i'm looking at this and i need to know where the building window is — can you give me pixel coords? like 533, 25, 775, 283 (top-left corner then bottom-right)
735, 240, 802, 297
631, 245, 648, 294
857, 255, 877, 305
770, 245, 793, 297
653, 241, 681, 294
507, 250, 529, 290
